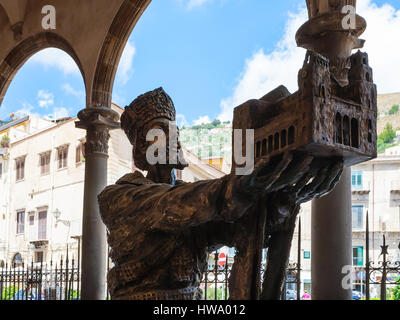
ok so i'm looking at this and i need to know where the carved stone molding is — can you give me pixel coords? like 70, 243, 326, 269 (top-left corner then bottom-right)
75, 106, 120, 157
11, 21, 23, 41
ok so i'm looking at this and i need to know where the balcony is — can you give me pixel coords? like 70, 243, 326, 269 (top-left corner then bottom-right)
351, 181, 370, 195
390, 181, 400, 194
0, 147, 8, 156
29, 239, 49, 249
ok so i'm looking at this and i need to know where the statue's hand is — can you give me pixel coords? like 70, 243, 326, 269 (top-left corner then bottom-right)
283, 155, 344, 205
237, 151, 296, 196
247, 150, 342, 200
263, 153, 343, 232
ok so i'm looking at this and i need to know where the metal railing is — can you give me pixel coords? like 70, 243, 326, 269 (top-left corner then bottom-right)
0, 258, 80, 300
1, 215, 399, 300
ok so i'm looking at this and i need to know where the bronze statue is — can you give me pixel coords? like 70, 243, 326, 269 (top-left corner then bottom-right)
98, 87, 342, 300
98, 0, 376, 300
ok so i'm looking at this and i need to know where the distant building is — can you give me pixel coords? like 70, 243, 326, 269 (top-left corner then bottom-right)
0, 111, 227, 268
289, 153, 400, 297
385, 145, 400, 156
0, 104, 132, 267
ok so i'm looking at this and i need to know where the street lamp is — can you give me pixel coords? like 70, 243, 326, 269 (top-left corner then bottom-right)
53, 208, 71, 227
53, 208, 61, 220
53, 208, 73, 266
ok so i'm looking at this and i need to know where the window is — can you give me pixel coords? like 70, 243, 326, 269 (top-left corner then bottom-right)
352, 205, 364, 230
16, 211, 25, 234
38, 211, 47, 240
29, 214, 35, 226
40, 152, 51, 175
351, 118, 359, 148
288, 126, 295, 145
76, 144, 83, 163
34, 251, 44, 263
353, 246, 364, 266
16, 158, 25, 181
351, 171, 363, 190
57, 146, 68, 169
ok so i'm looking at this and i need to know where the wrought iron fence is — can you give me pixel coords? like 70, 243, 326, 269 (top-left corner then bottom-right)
1, 215, 399, 301
352, 211, 400, 301
0, 258, 80, 300
199, 250, 302, 300
199, 214, 400, 301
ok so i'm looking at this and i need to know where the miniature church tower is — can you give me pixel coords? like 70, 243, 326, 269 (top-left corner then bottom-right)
232, 0, 377, 172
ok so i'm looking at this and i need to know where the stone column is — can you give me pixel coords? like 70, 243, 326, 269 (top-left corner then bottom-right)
311, 167, 352, 300
75, 107, 119, 300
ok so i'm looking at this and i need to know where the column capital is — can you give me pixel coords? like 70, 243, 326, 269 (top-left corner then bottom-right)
75, 106, 120, 157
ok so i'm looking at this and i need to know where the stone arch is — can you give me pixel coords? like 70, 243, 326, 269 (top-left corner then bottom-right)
91, 0, 151, 108
0, 32, 86, 106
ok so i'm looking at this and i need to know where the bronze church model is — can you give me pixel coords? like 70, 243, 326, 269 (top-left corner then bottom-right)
233, 0, 377, 170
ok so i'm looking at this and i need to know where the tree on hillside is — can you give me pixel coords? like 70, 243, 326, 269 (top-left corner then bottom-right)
211, 119, 221, 127
379, 123, 396, 144
388, 104, 399, 115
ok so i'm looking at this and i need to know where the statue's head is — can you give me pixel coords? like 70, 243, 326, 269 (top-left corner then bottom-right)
121, 87, 187, 171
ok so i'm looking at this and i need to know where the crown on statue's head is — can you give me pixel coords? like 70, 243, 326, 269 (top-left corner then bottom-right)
121, 87, 176, 145
125, 87, 176, 126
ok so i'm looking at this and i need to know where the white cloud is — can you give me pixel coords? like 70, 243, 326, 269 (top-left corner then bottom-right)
62, 83, 84, 98
217, 6, 308, 121
187, 0, 212, 9
193, 115, 211, 125
48, 107, 69, 120
179, 0, 226, 10
15, 102, 38, 118
37, 90, 54, 108
357, 0, 400, 94
116, 41, 136, 85
218, 0, 400, 121
30, 48, 81, 75
177, 113, 190, 128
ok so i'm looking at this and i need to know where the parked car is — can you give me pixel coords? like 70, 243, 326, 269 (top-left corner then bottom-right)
352, 291, 363, 300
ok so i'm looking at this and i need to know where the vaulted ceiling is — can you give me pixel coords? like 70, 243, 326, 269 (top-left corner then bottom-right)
0, 0, 151, 108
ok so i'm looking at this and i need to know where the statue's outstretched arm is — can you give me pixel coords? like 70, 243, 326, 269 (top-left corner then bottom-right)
99, 152, 302, 235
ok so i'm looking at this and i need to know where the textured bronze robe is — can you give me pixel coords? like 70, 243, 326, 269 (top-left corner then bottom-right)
98, 171, 256, 300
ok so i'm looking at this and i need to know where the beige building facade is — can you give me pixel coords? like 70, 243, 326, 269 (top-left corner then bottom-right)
0, 104, 132, 267
288, 152, 400, 297
0, 111, 229, 268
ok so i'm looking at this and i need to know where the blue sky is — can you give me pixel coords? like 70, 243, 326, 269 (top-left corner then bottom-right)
1, 0, 400, 125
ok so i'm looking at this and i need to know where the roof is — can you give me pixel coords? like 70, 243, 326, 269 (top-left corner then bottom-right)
0, 116, 29, 133
182, 148, 226, 178
9, 103, 123, 146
